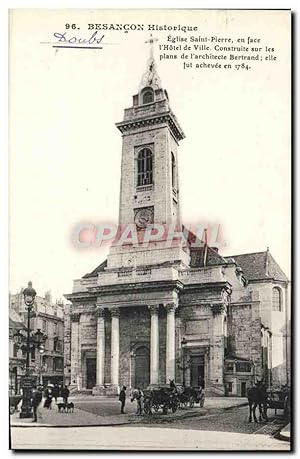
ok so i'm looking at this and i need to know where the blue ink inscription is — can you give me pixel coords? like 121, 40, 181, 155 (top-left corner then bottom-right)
53, 31, 105, 47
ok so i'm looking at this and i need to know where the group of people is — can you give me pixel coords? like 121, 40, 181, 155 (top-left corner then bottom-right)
120, 386, 144, 415
43, 384, 70, 409
31, 383, 70, 422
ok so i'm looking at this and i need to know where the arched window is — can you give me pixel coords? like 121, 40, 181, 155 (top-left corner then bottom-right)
171, 152, 176, 189
142, 89, 154, 104
137, 148, 153, 186
272, 287, 282, 312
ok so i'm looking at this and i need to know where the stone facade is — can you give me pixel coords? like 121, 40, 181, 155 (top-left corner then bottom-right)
9, 290, 65, 387
9, 308, 27, 394
64, 51, 290, 396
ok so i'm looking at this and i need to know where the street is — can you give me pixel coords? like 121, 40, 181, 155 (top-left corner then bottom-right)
11, 405, 290, 451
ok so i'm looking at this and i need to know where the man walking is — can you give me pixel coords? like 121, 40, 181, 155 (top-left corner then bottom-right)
52, 383, 59, 402
119, 386, 126, 414
31, 385, 43, 423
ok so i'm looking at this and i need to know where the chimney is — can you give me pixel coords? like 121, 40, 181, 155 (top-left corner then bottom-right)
45, 291, 52, 303
265, 247, 269, 277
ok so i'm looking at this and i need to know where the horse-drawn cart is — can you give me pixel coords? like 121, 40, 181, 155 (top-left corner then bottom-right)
143, 386, 180, 415
176, 385, 205, 408
267, 387, 290, 418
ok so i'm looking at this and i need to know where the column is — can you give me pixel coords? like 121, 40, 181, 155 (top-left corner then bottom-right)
210, 303, 226, 394
165, 303, 176, 382
96, 307, 105, 386
77, 314, 82, 390
149, 305, 159, 384
110, 308, 120, 387
70, 312, 80, 388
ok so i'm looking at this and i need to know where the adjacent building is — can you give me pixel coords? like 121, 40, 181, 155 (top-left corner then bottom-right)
64, 47, 290, 396
9, 308, 26, 394
9, 290, 65, 387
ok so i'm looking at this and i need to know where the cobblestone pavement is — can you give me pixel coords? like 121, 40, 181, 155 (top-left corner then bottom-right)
71, 395, 246, 418
143, 405, 287, 435
10, 399, 290, 450
11, 396, 247, 427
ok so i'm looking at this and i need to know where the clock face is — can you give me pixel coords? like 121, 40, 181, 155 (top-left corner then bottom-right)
134, 207, 154, 229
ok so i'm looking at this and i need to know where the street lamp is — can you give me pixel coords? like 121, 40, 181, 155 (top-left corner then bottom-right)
37, 345, 45, 386
19, 281, 36, 418
32, 329, 47, 386
33, 328, 47, 349
13, 330, 24, 346
129, 351, 136, 388
177, 337, 190, 386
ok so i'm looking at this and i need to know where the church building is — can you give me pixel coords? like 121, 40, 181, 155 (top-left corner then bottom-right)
64, 41, 290, 397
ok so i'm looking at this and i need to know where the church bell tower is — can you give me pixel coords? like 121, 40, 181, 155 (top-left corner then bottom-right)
107, 36, 189, 270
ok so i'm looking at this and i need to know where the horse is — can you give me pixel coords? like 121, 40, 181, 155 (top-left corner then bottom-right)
169, 379, 176, 390
130, 388, 145, 415
247, 382, 268, 423
130, 388, 139, 403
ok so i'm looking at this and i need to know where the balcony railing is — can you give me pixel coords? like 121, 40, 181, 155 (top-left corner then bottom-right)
136, 184, 153, 192
178, 266, 226, 284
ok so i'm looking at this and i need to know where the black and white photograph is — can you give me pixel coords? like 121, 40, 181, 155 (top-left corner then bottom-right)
8, 8, 291, 451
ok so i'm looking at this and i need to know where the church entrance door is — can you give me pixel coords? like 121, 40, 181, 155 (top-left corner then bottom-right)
190, 355, 205, 388
134, 346, 150, 389
86, 358, 96, 389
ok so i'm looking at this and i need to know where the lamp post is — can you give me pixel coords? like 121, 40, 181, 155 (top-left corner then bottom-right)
36, 346, 45, 386
249, 358, 256, 385
33, 329, 47, 386
13, 287, 47, 418
177, 337, 190, 386
129, 351, 136, 388
20, 281, 36, 418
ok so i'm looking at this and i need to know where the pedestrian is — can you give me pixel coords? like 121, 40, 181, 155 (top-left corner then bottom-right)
119, 386, 126, 414
136, 387, 144, 415
61, 385, 70, 404
43, 386, 48, 408
52, 384, 59, 402
31, 385, 43, 423
43, 385, 53, 409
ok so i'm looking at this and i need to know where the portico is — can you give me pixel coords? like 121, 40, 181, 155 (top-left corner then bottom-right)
91, 299, 179, 394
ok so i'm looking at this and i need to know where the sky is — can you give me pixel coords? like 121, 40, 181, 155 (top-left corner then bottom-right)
9, 9, 291, 301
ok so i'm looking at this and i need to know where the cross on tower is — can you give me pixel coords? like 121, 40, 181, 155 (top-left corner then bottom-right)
145, 34, 158, 60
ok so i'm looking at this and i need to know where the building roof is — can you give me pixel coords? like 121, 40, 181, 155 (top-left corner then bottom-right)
190, 245, 227, 268
83, 259, 107, 278
186, 227, 228, 268
227, 250, 288, 282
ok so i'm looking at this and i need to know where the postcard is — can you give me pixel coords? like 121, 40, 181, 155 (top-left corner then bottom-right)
9, 9, 291, 451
